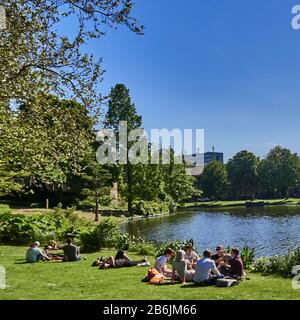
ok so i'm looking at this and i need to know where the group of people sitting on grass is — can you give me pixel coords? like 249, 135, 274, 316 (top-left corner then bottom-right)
153, 245, 244, 286
26, 239, 244, 286
26, 238, 81, 263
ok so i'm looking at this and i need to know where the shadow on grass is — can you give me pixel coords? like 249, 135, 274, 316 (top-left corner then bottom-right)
14, 260, 28, 265
154, 281, 211, 289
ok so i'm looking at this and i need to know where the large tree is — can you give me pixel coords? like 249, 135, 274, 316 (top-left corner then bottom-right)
7, 94, 94, 195
201, 161, 228, 200
226, 151, 260, 200
79, 157, 112, 222
162, 149, 196, 204
258, 146, 300, 198
0, 0, 143, 107
104, 84, 142, 214
0, 102, 24, 196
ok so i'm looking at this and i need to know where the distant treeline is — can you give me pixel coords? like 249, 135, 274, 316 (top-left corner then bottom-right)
200, 147, 300, 200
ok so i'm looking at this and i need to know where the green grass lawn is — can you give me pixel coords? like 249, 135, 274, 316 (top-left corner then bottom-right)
0, 246, 299, 300
181, 198, 300, 209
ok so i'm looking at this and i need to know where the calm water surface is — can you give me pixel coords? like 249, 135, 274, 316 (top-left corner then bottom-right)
123, 206, 300, 257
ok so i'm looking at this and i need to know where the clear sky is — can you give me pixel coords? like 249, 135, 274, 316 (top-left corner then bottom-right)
66, 0, 300, 162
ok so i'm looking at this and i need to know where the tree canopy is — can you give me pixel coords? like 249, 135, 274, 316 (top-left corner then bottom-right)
201, 161, 228, 200
0, 0, 143, 107
226, 151, 260, 200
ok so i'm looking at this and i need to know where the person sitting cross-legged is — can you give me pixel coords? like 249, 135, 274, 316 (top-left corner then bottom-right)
26, 241, 51, 263
184, 245, 200, 270
172, 250, 195, 284
154, 248, 175, 278
228, 248, 244, 278
193, 249, 224, 286
218, 254, 232, 276
62, 238, 81, 262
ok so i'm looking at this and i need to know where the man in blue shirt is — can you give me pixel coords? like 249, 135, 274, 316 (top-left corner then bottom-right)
194, 249, 223, 285
26, 241, 50, 263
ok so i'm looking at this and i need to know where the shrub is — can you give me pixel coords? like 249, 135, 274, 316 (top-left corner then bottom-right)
250, 247, 300, 277
80, 218, 119, 252
116, 233, 131, 251
129, 243, 156, 256
0, 204, 11, 215
0, 210, 91, 245
156, 239, 196, 258
131, 200, 170, 216
240, 245, 256, 269
0, 213, 57, 244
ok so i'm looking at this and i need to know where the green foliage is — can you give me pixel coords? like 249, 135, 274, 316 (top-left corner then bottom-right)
0, 1, 143, 107
201, 161, 228, 200
116, 233, 131, 251
116, 233, 156, 255
0, 204, 11, 215
129, 243, 157, 256
162, 149, 197, 204
104, 84, 143, 132
156, 239, 196, 258
0, 213, 57, 244
0, 106, 25, 196
104, 84, 143, 214
16, 94, 94, 186
251, 247, 300, 277
0, 207, 90, 245
131, 200, 169, 216
80, 218, 119, 252
226, 151, 260, 200
258, 146, 300, 198
240, 245, 256, 269
78, 156, 112, 221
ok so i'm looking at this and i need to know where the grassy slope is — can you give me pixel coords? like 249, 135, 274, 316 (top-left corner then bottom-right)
181, 198, 300, 209
0, 246, 299, 300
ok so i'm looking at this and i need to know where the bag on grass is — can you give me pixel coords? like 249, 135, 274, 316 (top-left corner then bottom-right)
147, 268, 159, 280
216, 278, 239, 288
149, 274, 165, 284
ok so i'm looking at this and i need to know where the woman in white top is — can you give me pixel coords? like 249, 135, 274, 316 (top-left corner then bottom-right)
154, 248, 174, 277
172, 250, 195, 284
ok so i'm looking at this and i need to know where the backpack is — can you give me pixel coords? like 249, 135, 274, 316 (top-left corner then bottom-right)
216, 278, 239, 288
147, 268, 159, 280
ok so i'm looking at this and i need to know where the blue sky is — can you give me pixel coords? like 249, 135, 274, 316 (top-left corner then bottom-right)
68, 0, 300, 162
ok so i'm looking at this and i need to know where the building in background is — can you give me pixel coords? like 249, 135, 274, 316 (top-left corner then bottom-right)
185, 147, 224, 189
184, 147, 224, 166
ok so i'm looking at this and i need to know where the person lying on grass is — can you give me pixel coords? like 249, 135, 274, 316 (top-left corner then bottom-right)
171, 250, 195, 284
154, 248, 175, 278
44, 240, 59, 251
26, 241, 51, 263
92, 251, 149, 269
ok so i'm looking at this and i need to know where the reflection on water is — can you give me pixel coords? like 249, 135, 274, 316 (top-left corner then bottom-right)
122, 206, 300, 257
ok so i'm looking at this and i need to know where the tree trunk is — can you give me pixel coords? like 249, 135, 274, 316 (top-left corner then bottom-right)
95, 193, 99, 222
127, 163, 133, 215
